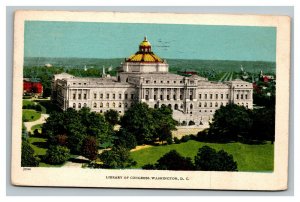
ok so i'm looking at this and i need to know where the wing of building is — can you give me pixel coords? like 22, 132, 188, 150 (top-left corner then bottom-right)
51, 37, 253, 125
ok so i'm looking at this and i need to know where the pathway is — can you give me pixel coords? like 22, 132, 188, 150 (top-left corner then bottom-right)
24, 113, 49, 132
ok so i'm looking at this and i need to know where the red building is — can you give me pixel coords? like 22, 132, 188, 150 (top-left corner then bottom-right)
23, 78, 43, 96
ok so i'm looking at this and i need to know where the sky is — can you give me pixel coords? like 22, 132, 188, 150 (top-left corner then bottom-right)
24, 21, 276, 62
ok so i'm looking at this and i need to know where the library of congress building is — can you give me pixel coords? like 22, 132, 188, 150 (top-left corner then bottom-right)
52, 37, 253, 125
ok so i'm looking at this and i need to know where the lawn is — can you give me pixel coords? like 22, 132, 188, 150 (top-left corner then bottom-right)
22, 109, 41, 122
31, 124, 43, 133
23, 99, 35, 106
130, 140, 274, 172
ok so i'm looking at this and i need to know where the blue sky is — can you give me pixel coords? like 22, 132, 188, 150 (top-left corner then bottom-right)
24, 21, 276, 61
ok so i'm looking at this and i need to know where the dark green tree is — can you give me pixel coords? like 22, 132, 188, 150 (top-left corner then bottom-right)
142, 150, 194, 170
209, 104, 253, 142
99, 146, 136, 168
194, 146, 237, 171
21, 139, 39, 167
104, 109, 120, 126
44, 145, 70, 165
114, 129, 137, 150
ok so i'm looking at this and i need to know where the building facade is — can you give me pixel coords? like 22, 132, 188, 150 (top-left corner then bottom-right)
52, 37, 253, 125
23, 78, 43, 96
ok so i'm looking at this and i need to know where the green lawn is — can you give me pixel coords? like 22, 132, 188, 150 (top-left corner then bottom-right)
130, 140, 274, 172
22, 109, 41, 122
31, 124, 43, 133
23, 99, 35, 106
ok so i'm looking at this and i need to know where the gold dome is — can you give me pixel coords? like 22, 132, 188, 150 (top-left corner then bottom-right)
126, 37, 164, 63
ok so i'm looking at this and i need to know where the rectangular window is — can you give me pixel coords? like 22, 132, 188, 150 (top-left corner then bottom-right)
226, 94, 229, 99
154, 95, 157, 100
216, 94, 218, 99
167, 95, 170, 100
173, 95, 176, 100
241, 94, 244, 99
180, 95, 183, 100
100, 93, 103, 99
199, 94, 202, 99
245, 94, 248, 99
73, 94, 76, 99
106, 94, 109, 99
78, 94, 81, 99
236, 94, 239, 99
210, 94, 213, 99
221, 94, 223, 99
84, 94, 87, 99
125, 94, 128, 99
160, 95, 163, 100
119, 94, 122, 99
94, 93, 97, 99
113, 94, 116, 99
145, 95, 149, 100
131, 94, 134, 99
205, 94, 207, 99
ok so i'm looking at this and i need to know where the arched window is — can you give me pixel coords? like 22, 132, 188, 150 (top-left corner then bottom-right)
190, 104, 193, 109
100, 102, 103, 108
94, 103, 97, 108
168, 104, 172, 109
113, 102, 116, 108
119, 102, 122, 108
78, 103, 82, 108
174, 104, 178, 110
73, 103, 76, 108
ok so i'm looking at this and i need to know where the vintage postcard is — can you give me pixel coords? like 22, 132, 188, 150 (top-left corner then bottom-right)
11, 10, 290, 190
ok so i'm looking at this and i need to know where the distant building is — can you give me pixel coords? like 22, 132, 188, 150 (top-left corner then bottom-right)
23, 78, 43, 96
52, 37, 253, 125
260, 70, 275, 83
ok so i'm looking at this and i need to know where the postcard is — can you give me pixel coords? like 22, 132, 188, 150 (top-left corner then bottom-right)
11, 10, 291, 190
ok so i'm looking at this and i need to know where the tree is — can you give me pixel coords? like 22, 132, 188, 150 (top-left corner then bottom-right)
81, 136, 98, 161
194, 146, 237, 171
120, 102, 156, 144
21, 139, 39, 167
99, 146, 136, 168
44, 145, 70, 165
142, 150, 194, 170
114, 129, 137, 150
209, 104, 253, 142
104, 109, 119, 126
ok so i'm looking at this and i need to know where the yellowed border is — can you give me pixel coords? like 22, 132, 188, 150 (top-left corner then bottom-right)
11, 10, 291, 190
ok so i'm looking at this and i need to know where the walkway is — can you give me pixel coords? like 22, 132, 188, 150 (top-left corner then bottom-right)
24, 114, 49, 132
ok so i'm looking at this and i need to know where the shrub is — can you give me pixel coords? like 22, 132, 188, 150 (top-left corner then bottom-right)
174, 137, 181, 144
180, 135, 191, 143
21, 140, 39, 167
99, 146, 136, 168
44, 145, 70, 165
166, 136, 173, 145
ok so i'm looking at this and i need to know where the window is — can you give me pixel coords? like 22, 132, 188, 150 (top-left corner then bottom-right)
78, 103, 82, 108
205, 94, 207, 99
93, 103, 97, 108
100, 93, 103, 99
204, 102, 207, 107
180, 81, 183, 83
145, 95, 149, 100
154, 95, 157, 100
113, 102, 116, 108
119, 94, 122, 99
146, 80, 150, 84
167, 95, 170, 100
245, 94, 248, 99
174, 81, 176, 83
167, 81, 170, 84
73, 94, 76, 99
84, 83, 86, 85
125, 94, 128, 99
106, 93, 109, 99
119, 102, 122, 108
199, 102, 202, 107
161, 81, 163, 83
173, 95, 176, 100
210, 102, 212, 107
73, 83, 76, 85
180, 95, 183, 100
215, 102, 218, 107
236, 94, 239, 99
154, 80, 157, 83
216, 94, 218, 99
78, 94, 81, 99
131, 94, 134, 99
125, 103, 128, 108
113, 94, 115, 99
199, 94, 202, 99
106, 103, 109, 108
210, 94, 213, 99
226, 94, 229, 99
94, 93, 97, 99
221, 94, 223, 99
84, 103, 87, 107
241, 94, 244, 99
160, 95, 163, 100
79, 83, 81, 85
84, 94, 87, 99
73, 103, 76, 108
100, 102, 103, 108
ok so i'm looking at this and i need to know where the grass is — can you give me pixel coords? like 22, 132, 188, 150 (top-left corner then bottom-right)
130, 140, 274, 172
22, 109, 41, 122
31, 124, 43, 133
23, 99, 35, 106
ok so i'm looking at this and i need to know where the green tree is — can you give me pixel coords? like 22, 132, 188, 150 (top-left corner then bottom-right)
81, 136, 98, 161
142, 150, 194, 170
99, 146, 136, 168
44, 145, 70, 165
209, 104, 253, 142
194, 146, 237, 171
21, 139, 39, 167
114, 129, 137, 150
104, 109, 119, 126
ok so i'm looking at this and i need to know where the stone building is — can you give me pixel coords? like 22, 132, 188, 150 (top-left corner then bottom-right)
52, 37, 253, 125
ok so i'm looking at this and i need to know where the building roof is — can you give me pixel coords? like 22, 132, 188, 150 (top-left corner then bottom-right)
126, 37, 164, 63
